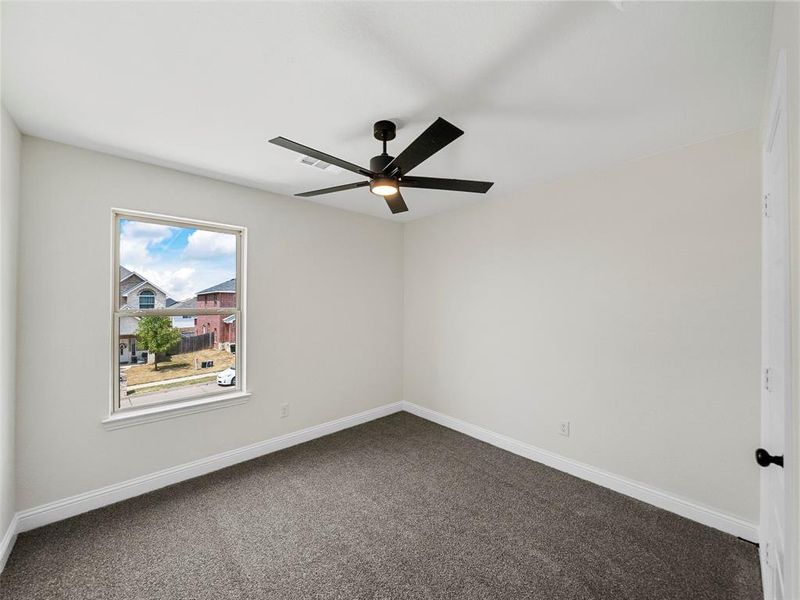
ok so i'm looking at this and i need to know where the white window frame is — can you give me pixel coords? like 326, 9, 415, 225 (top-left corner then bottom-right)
104, 208, 248, 430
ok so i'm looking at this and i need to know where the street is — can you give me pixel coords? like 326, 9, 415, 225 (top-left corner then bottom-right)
119, 381, 229, 409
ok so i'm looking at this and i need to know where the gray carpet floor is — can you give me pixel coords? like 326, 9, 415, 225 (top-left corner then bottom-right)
1, 412, 761, 599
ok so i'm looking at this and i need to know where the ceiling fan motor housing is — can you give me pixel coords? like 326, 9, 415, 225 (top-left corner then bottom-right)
370, 153, 395, 174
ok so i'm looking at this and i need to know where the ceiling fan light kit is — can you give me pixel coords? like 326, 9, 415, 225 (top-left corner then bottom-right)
269, 117, 494, 214
370, 178, 399, 197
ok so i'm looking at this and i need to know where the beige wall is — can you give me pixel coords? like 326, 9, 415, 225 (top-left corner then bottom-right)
0, 107, 20, 543
404, 129, 761, 523
15, 137, 404, 510
11, 125, 769, 548
765, 4, 800, 596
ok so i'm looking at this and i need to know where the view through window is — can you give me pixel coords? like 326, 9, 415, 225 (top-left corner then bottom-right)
113, 211, 244, 412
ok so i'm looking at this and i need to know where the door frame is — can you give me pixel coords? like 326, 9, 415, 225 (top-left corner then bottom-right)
760, 48, 797, 600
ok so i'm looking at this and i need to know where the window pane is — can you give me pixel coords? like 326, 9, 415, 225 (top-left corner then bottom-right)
138, 290, 155, 309
118, 314, 238, 409
118, 218, 237, 311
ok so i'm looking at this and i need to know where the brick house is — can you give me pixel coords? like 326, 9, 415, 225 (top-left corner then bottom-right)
194, 278, 236, 349
118, 269, 237, 362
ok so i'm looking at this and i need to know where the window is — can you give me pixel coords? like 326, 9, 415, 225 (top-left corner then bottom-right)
138, 290, 155, 309
111, 209, 246, 421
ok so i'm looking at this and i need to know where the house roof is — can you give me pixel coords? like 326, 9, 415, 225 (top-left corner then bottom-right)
119, 266, 170, 298
120, 275, 145, 295
119, 267, 145, 294
170, 297, 197, 310
166, 297, 177, 307
197, 278, 236, 295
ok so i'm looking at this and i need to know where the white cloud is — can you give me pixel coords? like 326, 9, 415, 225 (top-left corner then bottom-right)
183, 230, 236, 260
120, 221, 236, 300
122, 221, 176, 241
120, 238, 149, 267
137, 266, 198, 301
119, 221, 177, 267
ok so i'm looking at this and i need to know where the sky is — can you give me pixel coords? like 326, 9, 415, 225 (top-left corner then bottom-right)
120, 219, 236, 301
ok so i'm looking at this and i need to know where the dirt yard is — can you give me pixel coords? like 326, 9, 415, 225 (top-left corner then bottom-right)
124, 348, 235, 385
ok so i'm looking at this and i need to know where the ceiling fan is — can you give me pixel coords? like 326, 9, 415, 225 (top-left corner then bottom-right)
269, 117, 494, 215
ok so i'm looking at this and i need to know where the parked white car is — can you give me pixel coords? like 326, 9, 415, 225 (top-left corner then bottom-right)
216, 366, 236, 386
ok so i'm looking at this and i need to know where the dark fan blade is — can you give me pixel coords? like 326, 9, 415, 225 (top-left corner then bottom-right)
400, 176, 493, 193
384, 117, 463, 176
296, 181, 369, 197
269, 137, 373, 177
385, 191, 409, 214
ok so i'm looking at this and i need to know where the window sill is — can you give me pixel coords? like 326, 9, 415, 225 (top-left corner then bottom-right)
102, 391, 251, 430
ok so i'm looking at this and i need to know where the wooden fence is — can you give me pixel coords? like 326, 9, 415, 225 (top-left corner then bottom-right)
170, 332, 215, 355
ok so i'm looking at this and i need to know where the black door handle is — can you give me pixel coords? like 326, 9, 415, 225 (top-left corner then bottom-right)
756, 448, 784, 468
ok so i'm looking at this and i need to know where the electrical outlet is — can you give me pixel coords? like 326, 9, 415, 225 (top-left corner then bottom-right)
559, 421, 570, 437
280, 403, 289, 418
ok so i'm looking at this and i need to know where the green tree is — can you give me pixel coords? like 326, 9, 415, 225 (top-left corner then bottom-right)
135, 316, 181, 371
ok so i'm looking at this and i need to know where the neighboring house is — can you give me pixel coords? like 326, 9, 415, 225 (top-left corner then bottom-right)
119, 267, 189, 364
118, 269, 237, 363
119, 313, 142, 365
118, 266, 172, 364
195, 278, 236, 348
119, 266, 169, 309
169, 297, 197, 332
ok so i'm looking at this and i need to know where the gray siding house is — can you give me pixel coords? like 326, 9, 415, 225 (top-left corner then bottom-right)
119, 266, 168, 310
119, 266, 171, 364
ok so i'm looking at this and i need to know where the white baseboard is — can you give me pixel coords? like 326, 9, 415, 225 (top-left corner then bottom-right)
0, 514, 18, 573
13, 401, 403, 536
402, 401, 759, 543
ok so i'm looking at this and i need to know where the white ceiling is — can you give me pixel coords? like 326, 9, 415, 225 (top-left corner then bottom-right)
2, 1, 773, 221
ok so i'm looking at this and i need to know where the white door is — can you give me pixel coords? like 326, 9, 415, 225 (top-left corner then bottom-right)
760, 50, 791, 600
